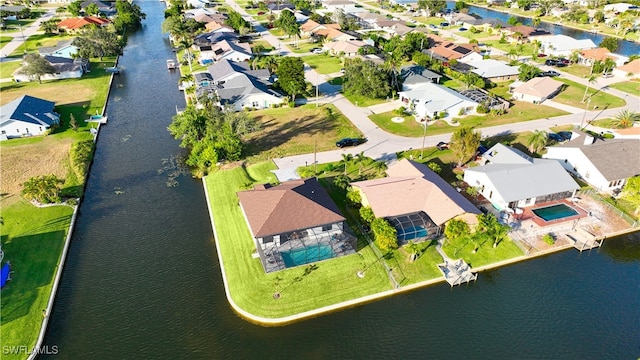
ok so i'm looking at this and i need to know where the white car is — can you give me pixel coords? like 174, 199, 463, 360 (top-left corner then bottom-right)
311, 48, 325, 54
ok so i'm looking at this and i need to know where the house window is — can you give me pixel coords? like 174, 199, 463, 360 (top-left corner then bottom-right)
252, 101, 259, 107
263, 235, 273, 244
1, 130, 5, 134
39, 127, 42, 131
322, 224, 332, 231
489, 191, 493, 199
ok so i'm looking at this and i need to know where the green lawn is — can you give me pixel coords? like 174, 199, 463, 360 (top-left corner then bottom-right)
369, 112, 428, 137
1, 35, 12, 49
442, 233, 524, 268
204, 163, 392, 319
609, 81, 640, 96
289, 41, 319, 54
558, 64, 596, 79
249, 39, 274, 53
388, 241, 443, 286
303, 54, 343, 74
9, 33, 74, 57
342, 92, 388, 107
0, 200, 74, 360
554, 78, 626, 109
0, 61, 21, 78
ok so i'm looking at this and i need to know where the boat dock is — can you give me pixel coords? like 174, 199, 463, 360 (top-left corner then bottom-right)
566, 227, 603, 252
436, 240, 478, 287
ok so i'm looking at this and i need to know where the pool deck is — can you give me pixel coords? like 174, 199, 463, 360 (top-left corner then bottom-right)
520, 199, 588, 227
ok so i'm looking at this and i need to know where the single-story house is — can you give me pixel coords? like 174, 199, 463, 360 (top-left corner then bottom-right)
509, 77, 564, 104
300, 19, 325, 37
38, 39, 78, 59
0, 95, 60, 139
400, 65, 442, 88
612, 59, 640, 79
465, 59, 520, 82
579, 48, 628, 67
324, 40, 365, 56
464, 143, 580, 210
399, 82, 478, 120
203, 21, 235, 33
352, 159, 480, 243
209, 40, 252, 62
194, 32, 239, 48
534, 34, 597, 57
314, 27, 355, 42
504, 25, 551, 43
81, 0, 115, 16
13, 55, 88, 82
426, 42, 482, 63
267, 2, 295, 11
237, 178, 356, 273
322, 0, 356, 11
351, 12, 388, 29
604, 2, 638, 13
196, 13, 227, 25
216, 74, 283, 111
543, 131, 640, 193
57, 16, 111, 32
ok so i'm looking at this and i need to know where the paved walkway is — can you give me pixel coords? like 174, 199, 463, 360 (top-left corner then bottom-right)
0, 8, 56, 61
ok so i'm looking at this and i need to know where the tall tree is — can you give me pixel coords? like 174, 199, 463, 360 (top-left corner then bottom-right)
444, 219, 470, 243
526, 130, 548, 154
450, 127, 482, 167
582, 75, 597, 102
371, 218, 398, 251
620, 176, 640, 216
343, 58, 391, 100
417, 0, 446, 18
67, 0, 82, 16
40, 19, 60, 34
537, 0, 562, 16
275, 10, 300, 39
113, 0, 146, 33
86, 3, 100, 16
518, 63, 541, 81
599, 37, 618, 53
18, 53, 55, 84
276, 57, 306, 102
73, 26, 122, 59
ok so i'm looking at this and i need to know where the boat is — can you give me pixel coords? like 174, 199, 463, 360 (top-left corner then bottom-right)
105, 66, 120, 74
167, 59, 177, 70
86, 114, 108, 124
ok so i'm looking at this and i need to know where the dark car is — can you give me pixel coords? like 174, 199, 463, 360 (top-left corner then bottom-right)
548, 133, 564, 142
459, 27, 467, 31
558, 131, 573, 141
440, 22, 449, 27
336, 137, 367, 148
545, 59, 567, 67
537, 53, 548, 58
436, 141, 449, 150
539, 70, 560, 77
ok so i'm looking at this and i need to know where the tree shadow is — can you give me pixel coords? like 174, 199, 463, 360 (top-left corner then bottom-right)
0, 230, 66, 324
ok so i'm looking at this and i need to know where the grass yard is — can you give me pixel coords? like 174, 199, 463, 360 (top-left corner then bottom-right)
289, 41, 319, 54
303, 54, 343, 74
9, 34, 74, 57
558, 64, 596, 79
1, 61, 21, 78
609, 81, 640, 96
442, 233, 524, 268
554, 78, 626, 109
0, 200, 74, 360
342, 93, 388, 107
369, 112, 428, 137
1, 35, 12, 49
204, 164, 392, 318
388, 241, 444, 286
243, 104, 361, 163
249, 39, 274, 53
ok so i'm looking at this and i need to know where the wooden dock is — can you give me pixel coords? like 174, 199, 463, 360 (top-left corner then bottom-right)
437, 259, 478, 287
566, 227, 603, 252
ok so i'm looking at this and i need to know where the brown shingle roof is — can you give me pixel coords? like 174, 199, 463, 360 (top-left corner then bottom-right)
352, 159, 480, 226
237, 178, 345, 238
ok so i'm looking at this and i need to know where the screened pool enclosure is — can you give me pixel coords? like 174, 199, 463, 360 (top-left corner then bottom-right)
387, 212, 440, 245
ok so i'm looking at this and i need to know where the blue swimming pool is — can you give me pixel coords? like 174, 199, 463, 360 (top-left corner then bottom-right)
532, 204, 579, 221
397, 226, 428, 241
281, 245, 335, 268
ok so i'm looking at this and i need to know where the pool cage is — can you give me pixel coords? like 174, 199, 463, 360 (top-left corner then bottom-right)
259, 224, 358, 273
386, 212, 440, 246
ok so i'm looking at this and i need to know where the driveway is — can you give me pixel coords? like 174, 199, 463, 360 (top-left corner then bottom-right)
0, 9, 56, 61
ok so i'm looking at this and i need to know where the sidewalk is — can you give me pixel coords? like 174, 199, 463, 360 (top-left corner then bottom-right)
0, 9, 55, 61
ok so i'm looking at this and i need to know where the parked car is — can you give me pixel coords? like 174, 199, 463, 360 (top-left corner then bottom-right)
548, 133, 564, 142
537, 53, 548, 57
429, 24, 437, 29
336, 137, 367, 148
436, 141, 449, 150
440, 22, 449, 27
602, 73, 614, 78
545, 59, 567, 67
539, 70, 561, 77
459, 27, 467, 31
310, 48, 324, 54
558, 131, 573, 141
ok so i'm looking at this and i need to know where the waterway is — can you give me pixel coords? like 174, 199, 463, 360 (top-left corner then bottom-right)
451, 2, 640, 57
42, 1, 640, 358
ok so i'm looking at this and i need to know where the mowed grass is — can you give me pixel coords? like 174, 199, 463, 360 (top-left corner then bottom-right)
442, 233, 524, 268
9, 34, 74, 57
0, 61, 22, 78
243, 104, 362, 163
554, 78, 626, 109
609, 81, 640, 96
303, 54, 343, 74
388, 241, 444, 286
1, 35, 12, 49
0, 200, 74, 360
204, 163, 391, 318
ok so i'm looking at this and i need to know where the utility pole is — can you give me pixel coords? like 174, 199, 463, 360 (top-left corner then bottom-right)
314, 138, 317, 175
420, 119, 427, 159
316, 71, 319, 108
579, 97, 591, 130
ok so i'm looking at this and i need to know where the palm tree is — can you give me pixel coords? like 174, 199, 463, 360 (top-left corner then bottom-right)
603, 58, 616, 75
355, 151, 366, 175
384, 52, 402, 93
612, 110, 640, 129
371, 160, 387, 176
582, 75, 597, 103
527, 130, 548, 154
340, 153, 354, 176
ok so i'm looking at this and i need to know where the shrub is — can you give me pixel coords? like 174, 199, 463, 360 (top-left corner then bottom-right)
70, 139, 95, 178
477, 104, 489, 114
393, 106, 407, 116
359, 206, 375, 224
371, 217, 398, 251
288, 101, 296, 108
542, 233, 555, 245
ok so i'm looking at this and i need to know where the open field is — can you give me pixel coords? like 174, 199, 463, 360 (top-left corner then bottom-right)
0, 200, 73, 360
555, 78, 626, 109
302, 54, 343, 74
243, 104, 362, 163
609, 81, 640, 96
204, 163, 392, 318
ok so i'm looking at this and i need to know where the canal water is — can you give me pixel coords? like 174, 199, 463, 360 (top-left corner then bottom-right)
455, 2, 640, 57
43, 1, 640, 359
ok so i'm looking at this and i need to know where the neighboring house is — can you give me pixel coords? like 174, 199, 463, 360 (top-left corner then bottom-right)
267, 2, 295, 11
195, 13, 227, 24
504, 25, 551, 43
444, 12, 482, 27
352, 12, 388, 29
426, 41, 482, 63
464, 143, 580, 210
322, 0, 356, 11
534, 34, 597, 57
81, 0, 115, 16
194, 72, 214, 87
202, 21, 235, 34
237, 178, 356, 273
352, 159, 480, 243
194, 32, 239, 49
612, 59, 640, 79
57, 16, 111, 32
465, 59, 520, 82
210, 40, 253, 62
603, 2, 638, 13
509, 76, 564, 104
324, 40, 366, 56
543, 131, 640, 193
399, 82, 478, 120
300, 19, 325, 37
13, 55, 88, 82
579, 48, 628, 67
400, 65, 442, 88
38, 39, 78, 59
314, 27, 355, 42
0, 95, 60, 139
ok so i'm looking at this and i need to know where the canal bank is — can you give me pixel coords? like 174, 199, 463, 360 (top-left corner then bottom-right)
41, 2, 640, 359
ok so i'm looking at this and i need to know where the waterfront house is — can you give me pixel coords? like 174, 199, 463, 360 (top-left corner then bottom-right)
579, 48, 628, 67
13, 55, 88, 82
0, 95, 60, 140
504, 25, 551, 43
57, 16, 110, 32
463, 144, 580, 211
533, 34, 597, 57
603, 2, 638, 13
194, 32, 239, 49
210, 40, 253, 63
237, 178, 356, 273
465, 59, 520, 82
543, 131, 640, 194
352, 159, 480, 243
80, 0, 115, 17
38, 39, 78, 59
612, 59, 640, 79
203, 21, 234, 33
509, 77, 564, 104
398, 82, 478, 120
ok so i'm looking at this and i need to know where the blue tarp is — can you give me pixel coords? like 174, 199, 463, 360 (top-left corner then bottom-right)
1, 263, 10, 289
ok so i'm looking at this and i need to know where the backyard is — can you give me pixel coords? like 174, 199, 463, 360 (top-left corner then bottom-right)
554, 78, 626, 109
